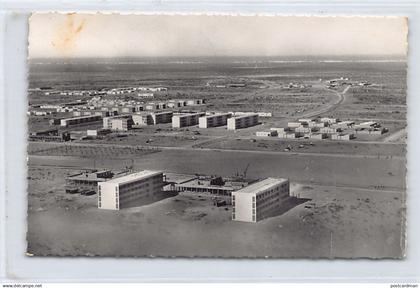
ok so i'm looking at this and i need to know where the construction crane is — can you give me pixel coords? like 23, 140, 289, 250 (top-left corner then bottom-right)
242, 163, 250, 179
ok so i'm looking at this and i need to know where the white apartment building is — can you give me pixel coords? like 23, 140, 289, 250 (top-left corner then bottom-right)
198, 113, 232, 128
232, 178, 290, 223
103, 115, 132, 129
132, 111, 173, 126
172, 112, 206, 128
227, 113, 259, 130
98, 170, 164, 210
60, 115, 102, 127
109, 118, 132, 131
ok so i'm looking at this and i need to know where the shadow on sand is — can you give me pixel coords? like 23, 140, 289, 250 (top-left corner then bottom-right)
121, 191, 179, 209
264, 196, 312, 220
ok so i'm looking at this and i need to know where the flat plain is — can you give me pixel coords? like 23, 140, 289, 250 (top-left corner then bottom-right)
27, 57, 407, 257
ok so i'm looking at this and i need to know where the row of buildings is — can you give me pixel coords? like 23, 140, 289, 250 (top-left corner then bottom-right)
65, 168, 290, 223
255, 118, 386, 141
97, 111, 260, 131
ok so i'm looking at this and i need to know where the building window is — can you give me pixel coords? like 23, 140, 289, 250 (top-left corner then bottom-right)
252, 215, 255, 222
232, 213, 235, 220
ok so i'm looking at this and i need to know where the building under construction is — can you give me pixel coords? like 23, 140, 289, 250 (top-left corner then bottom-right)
65, 169, 115, 195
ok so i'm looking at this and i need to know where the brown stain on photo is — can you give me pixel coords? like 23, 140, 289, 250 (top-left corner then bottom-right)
51, 14, 86, 56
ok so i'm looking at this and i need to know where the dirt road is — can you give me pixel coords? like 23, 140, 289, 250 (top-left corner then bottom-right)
383, 127, 407, 143
297, 85, 350, 120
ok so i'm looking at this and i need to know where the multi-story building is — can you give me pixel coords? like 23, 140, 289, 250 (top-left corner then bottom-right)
132, 113, 153, 126
109, 117, 133, 131
98, 170, 164, 210
152, 111, 173, 124
232, 178, 290, 223
227, 113, 259, 130
132, 111, 173, 126
60, 115, 102, 127
103, 115, 132, 129
172, 112, 206, 128
198, 113, 232, 128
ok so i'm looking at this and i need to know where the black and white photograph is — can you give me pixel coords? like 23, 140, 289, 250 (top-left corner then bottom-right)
26, 13, 407, 258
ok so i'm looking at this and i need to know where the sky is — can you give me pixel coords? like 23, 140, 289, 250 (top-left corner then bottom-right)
28, 13, 408, 58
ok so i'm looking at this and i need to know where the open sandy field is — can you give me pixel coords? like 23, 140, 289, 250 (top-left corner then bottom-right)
26, 57, 407, 258
27, 165, 404, 258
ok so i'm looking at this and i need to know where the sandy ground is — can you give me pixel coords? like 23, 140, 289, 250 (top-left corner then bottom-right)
26, 166, 405, 258
26, 60, 407, 258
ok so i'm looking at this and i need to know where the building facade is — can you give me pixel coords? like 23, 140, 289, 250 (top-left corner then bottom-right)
227, 113, 259, 130
232, 178, 290, 223
109, 118, 133, 131
60, 115, 102, 127
103, 115, 133, 129
98, 170, 164, 210
172, 112, 206, 128
198, 113, 232, 128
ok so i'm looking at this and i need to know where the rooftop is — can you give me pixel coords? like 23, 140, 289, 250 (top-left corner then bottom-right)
232, 177, 288, 195
164, 173, 198, 184
63, 115, 102, 121
201, 113, 231, 118
66, 170, 112, 181
173, 112, 205, 117
231, 113, 258, 119
105, 170, 163, 185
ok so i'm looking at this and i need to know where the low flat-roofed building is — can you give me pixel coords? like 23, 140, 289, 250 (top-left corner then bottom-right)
186, 99, 204, 106
331, 133, 355, 141
320, 117, 338, 124
287, 122, 302, 128
98, 170, 164, 210
320, 127, 342, 134
308, 133, 328, 139
65, 170, 114, 194
354, 128, 386, 135
331, 121, 355, 129
298, 118, 313, 124
227, 113, 259, 130
256, 130, 278, 137
278, 132, 303, 139
270, 127, 291, 133
295, 126, 319, 133
232, 178, 290, 223
308, 121, 327, 128
173, 175, 250, 200
355, 121, 380, 129
199, 113, 232, 128
121, 106, 136, 114
172, 112, 206, 128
